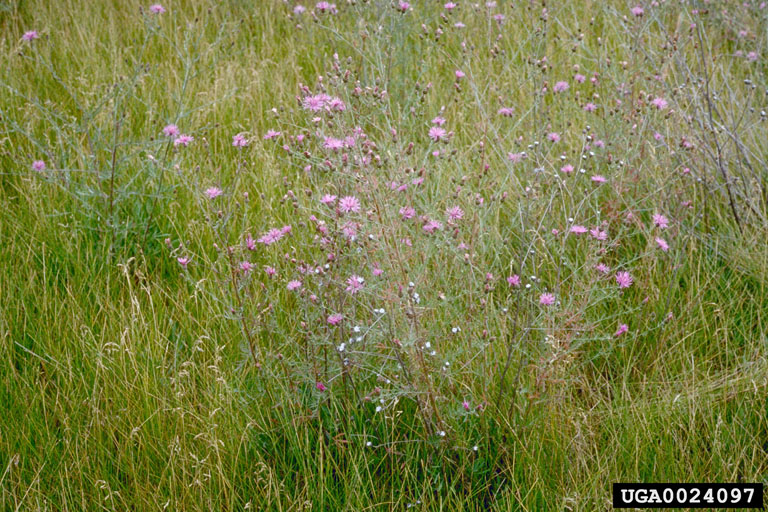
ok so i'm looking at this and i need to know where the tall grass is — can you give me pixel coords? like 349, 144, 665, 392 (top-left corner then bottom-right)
1, 0, 767, 510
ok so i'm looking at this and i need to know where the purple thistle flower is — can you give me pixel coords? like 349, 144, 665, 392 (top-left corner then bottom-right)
428, 126, 448, 142
615, 271, 633, 289
174, 134, 193, 146
162, 124, 179, 138
338, 196, 361, 213
205, 187, 223, 199
539, 293, 555, 306
232, 134, 249, 147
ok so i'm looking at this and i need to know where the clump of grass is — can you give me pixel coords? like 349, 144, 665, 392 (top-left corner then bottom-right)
1, 0, 767, 510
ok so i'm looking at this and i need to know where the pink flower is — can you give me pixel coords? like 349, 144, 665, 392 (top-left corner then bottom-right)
303, 94, 328, 111
462, 400, 471, 411
422, 219, 443, 233
22, 30, 39, 41
320, 194, 337, 205
316, 381, 327, 391
631, 6, 644, 16
177, 257, 190, 268
399, 206, 416, 220
574, 73, 586, 83
560, 164, 574, 174
338, 196, 361, 213
430, 116, 447, 127
205, 187, 223, 199
287, 280, 302, 291
539, 293, 555, 306
345, 275, 364, 294
590, 228, 608, 240
258, 227, 287, 245
428, 126, 448, 142
263, 130, 281, 140
232, 134, 249, 147
584, 103, 597, 112
445, 206, 464, 222
652, 213, 669, 229
293, 5, 307, 14
655, 237, 669, 251
162, 124, 179, 137
547, 132, 561, 142
455, 69, 465, 79
591, 175, 607, 183
444, 2, 457, 10
323, 137, 344, 151
315, 2, 337, 14
327, 97, 346, 111
615, 271, 633, 289
651, 97, 668, 110
240, 261, 254, 273
397, 1, 411, 12
507, 152, 524, 163
595, 263, 610, 274
553, 81, 569, 93
614, 324, 629, 337
327, 313, 343, 325
265, 266, 277, 276
507, 275, 521, 287
174, 134, 193, 146
149, 4, 165, 14
498, 107, 514, 117
31, 160, 46, 172
570, 225, 588, 234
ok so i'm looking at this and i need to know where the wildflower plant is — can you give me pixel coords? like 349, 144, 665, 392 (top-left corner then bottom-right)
3, 0, 768, 509
2, 9, 232, 259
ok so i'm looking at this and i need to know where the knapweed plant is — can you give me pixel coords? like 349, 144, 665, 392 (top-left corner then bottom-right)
2, 0, 768, 510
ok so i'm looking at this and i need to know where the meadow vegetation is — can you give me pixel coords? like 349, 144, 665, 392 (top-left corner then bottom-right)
1, 0, 768, 509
